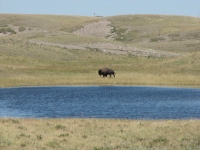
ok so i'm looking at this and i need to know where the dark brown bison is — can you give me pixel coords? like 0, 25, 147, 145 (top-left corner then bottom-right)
98, 68, 116, 78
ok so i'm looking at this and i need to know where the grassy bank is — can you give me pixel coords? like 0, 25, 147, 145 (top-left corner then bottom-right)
1, 14, 200, 87
0, 118, 200, 150
0, 36, 200, 87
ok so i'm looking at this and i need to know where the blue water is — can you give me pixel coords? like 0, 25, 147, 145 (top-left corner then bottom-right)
0, 86, 200, 119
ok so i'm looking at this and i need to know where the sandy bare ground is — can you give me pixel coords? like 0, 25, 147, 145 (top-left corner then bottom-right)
73, 20, 116, 40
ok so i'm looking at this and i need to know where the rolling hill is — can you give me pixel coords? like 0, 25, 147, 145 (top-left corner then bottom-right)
0, 14, 200, 87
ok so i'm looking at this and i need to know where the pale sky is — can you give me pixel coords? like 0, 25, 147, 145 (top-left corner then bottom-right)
0, 0, 200, 17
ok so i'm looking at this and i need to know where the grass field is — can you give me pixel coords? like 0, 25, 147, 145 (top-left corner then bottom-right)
0, 118, 200, 150
0, 14, 200, 150
1, 34, 200, 87
1, 14, 200, 87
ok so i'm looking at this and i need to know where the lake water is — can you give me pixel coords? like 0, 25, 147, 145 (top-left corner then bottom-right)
0, 86, 200, 119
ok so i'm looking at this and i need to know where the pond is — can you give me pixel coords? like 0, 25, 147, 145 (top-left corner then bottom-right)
0, 86, 200, 119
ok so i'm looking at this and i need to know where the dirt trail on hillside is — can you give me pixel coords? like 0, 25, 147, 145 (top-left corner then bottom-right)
1, 19, 180, 57
29, 39, 179, 57
29, 19, 179, 57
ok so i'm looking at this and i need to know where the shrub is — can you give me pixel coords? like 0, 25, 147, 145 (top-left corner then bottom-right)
18, 26, 26, 32
20, 143, 27, 147
36, 135, 43, 140
149, 136, 169, 147
0, 27, 16, 34
58, 133, 69, 137
150, 36, 165, 42
47, 141, 60, 148
55, 124, 66, 130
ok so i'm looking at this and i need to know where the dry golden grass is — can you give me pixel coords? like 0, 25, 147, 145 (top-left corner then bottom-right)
1, 72, 200, 87
108, 15, 200, 52
1, 34, 200, 88
0, 118, 200, 150
0, 14, 98, 32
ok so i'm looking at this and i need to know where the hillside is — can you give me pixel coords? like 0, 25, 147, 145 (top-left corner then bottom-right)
1, 14, 200, 55
0, 14, 200, 87
108, 15, 200, 51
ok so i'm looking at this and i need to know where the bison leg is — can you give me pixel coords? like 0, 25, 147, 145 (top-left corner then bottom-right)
109, 73, 115, 78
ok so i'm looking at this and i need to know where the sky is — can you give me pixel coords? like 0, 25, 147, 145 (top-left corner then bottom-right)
0, 0, 200, 17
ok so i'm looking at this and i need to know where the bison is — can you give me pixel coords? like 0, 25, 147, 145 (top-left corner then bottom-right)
98, 68, 116, 78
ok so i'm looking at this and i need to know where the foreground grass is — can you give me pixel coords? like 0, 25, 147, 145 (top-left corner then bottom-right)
0, 118, 200, 150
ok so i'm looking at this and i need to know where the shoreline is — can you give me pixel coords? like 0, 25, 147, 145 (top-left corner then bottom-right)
1, 84, 200, 89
